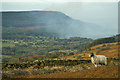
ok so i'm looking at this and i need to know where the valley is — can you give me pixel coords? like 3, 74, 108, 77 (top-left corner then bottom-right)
1, 11, 119, 79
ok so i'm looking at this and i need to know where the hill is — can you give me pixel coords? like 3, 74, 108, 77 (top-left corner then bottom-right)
59, 42, 119, 60
86, 34, 120, 48
2, 11, 100, 38
2, 37, 119, 78
2, 11, 72, 27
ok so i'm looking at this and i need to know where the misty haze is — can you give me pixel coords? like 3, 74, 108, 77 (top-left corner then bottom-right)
2, 2, 118, 39
2, 10, 104, 39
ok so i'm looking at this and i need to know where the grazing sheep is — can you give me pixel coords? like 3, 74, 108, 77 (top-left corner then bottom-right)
89, 53, 107, 67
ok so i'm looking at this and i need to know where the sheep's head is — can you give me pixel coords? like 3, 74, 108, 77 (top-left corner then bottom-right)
89, 53, 95, 57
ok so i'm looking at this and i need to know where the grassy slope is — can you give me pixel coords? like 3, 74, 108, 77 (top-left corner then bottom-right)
59, 42, 119, 60
17, 66, 119, 78
14, 42, 119, 78
2, 42, 119, 78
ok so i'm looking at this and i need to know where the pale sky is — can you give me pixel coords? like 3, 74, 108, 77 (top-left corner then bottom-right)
1, 0, 119, 39
1, 0, 119, 2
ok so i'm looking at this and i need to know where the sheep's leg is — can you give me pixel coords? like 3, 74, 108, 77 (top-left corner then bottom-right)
95, 65, 97, 67
94, 64, 97, 68
105, 61, 107, 66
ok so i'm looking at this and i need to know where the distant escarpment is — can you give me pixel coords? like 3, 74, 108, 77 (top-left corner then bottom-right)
2, 11, 99, 38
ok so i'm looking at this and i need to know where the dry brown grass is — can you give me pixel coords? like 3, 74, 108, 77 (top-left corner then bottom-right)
16, 66, 119, 78
60, 42, 119, 60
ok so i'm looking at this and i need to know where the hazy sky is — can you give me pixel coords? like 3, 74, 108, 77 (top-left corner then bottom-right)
2, 0, 119, 2
1, 0, 119, 39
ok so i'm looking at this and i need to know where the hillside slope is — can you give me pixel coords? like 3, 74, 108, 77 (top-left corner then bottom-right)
2, 11, 100, 38
59, 42, 119, 60
2, 11, 72, 27
86, 34, 120, 48
17, 66, 118, 78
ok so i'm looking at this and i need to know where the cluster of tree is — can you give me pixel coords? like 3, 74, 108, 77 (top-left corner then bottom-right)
2, 27, 58, 40
45, 52, 74, 59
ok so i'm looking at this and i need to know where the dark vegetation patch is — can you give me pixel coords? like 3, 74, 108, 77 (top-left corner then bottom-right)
85, 34, 120, 48
96, 47, 111, 54
2, 59, 119, 78
2, 60, 91, 69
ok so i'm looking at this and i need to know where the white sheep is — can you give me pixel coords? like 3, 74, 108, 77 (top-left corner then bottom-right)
89, 53, 107, 67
